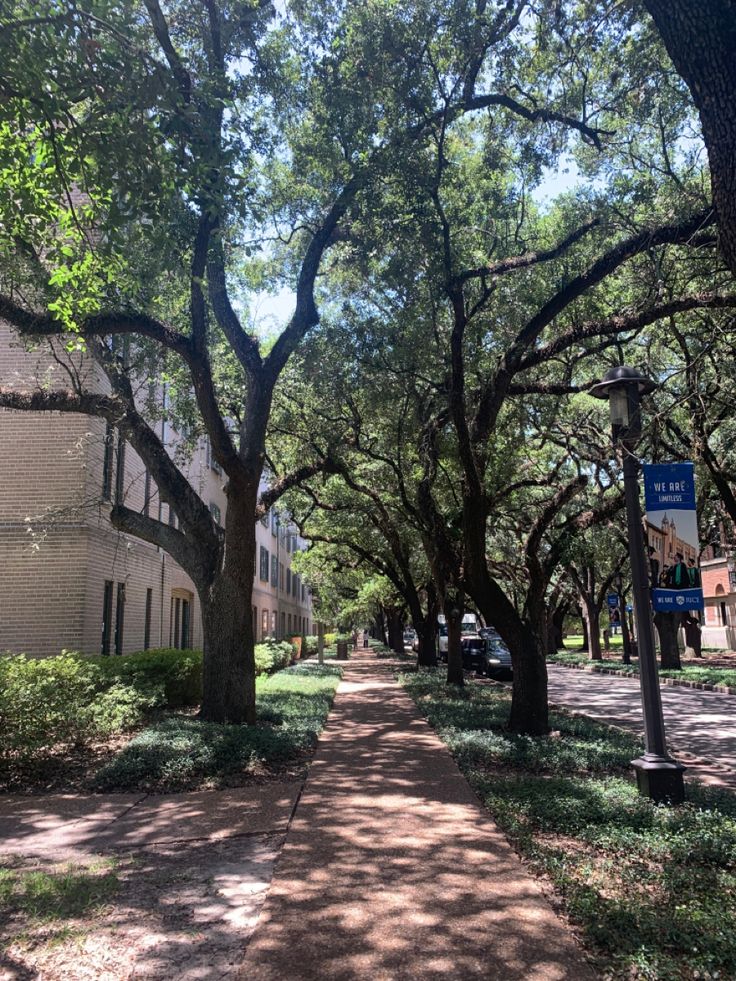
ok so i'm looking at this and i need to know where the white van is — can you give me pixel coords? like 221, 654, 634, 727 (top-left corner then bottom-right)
438, 613, 479, 659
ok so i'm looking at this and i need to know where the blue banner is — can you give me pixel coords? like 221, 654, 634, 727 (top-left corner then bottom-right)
643, 462, 703, 613
644, 463, 696, 511
651, 588, 703, 612
607, 593, 619, 609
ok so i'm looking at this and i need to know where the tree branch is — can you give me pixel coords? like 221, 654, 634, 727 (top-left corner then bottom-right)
453, 217, 600, 285
472, 209, 718, 444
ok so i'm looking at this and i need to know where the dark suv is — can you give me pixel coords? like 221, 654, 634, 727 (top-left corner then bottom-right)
460, 635, 487, 672
461, 631, 513, 678
483, 631, 513, 678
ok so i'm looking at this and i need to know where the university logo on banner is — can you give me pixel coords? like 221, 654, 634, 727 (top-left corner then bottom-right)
643, 463, 704, 613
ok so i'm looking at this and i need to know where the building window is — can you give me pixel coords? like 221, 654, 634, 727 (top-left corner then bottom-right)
181, 598, 190, 649
252, 605, 257, 640
293, 573, 299, 597
144, 469, 152, 518
271, 554, 278, 588
288, 613, 292, 635
115, 434, 126, 503
209, 501, 222, 526
114, 582, 126, 655
302, 584, 306, 602
168, 505, 177, 528
280, 564, 285, 591
260, 546, 269, 581
262, 609, 268, 639
260, 508, 269, 529
205, 437, 222, 475
102, 424, 114, 500
722, 602, 729, 626
271, 610, 277, 636
101, 580, 113, 655
287, 568, 291, 593
172, 596, 180, 647
271, 510, 278, 536
144, 588, 153, 650
281, 611, 286, 638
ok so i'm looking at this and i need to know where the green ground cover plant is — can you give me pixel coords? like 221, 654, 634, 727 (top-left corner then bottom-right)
549, 649, 736, 688
92, 662, 342, 792
402, 670, 736, 980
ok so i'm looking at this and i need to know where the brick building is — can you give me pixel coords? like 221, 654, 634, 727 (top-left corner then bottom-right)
0, 323, 312, 656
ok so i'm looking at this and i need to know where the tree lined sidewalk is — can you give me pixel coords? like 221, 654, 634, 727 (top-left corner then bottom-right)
242, 651, 593, 980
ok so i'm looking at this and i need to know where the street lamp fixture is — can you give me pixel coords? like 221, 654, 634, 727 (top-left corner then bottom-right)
590, 365, 685, 804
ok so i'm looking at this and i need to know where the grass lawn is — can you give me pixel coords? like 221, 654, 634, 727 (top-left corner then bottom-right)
551, 646, 736, 689
402, 670, 736, 980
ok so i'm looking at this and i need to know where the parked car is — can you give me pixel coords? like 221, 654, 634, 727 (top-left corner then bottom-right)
460, 635, 487, 672
403, 628, 417, 649
458, 630, 513, 678
483, 630, 513, 679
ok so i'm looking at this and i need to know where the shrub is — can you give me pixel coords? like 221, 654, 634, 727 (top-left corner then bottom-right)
0, 653, 151, 755
302, 636, 319, 656
254, 640, 294, 676
87, 647, 202, 708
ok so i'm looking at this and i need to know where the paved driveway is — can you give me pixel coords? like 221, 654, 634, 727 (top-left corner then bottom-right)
547, 664, 736, 789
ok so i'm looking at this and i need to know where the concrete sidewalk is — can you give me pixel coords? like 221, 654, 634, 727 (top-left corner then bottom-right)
242, 652, 594, 981
0, 782, 301, 859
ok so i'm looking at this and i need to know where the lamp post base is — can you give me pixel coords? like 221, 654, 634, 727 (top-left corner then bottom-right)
632, 755, 686, 804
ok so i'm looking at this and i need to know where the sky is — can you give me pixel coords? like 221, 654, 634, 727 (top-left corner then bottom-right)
248, 158, 585, 337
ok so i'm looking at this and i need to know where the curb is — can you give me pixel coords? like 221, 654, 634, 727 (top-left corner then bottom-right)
550, 660, 736, 695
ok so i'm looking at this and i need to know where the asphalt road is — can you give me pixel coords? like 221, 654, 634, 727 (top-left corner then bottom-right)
546, 664, 736, 789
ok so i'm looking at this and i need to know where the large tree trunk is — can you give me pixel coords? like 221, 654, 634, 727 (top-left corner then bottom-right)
508, 623, 549, 735
546, 602, 567, 657
416, 618, 438, 667
200, 492, 256, 724
582, 599, 602, 661
387, 608, 405, 655
200, 585, 255, 723
465, 566, 550, 733
654, 611, 683, 670
580, 608, 589, 652
416, 584, 439, 668
444, 596, 464, 686
645, 1, 736, 275
683, 617, 703, 658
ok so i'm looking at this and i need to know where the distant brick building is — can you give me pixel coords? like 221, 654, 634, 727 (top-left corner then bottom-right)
0, 324, 312, 656
699, 553, 736, 650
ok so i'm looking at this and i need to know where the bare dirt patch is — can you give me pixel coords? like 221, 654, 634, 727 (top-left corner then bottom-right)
1, 834, 281, 980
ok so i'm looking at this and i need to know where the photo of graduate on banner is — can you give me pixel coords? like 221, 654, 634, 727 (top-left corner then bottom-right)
643, 463, 704, 613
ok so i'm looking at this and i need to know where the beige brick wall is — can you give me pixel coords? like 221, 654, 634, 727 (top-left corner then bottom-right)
0, 323, 313, 656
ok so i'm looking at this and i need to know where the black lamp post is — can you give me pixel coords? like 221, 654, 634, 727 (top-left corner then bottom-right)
613, 570, 632, 665
590, 366, 685, 804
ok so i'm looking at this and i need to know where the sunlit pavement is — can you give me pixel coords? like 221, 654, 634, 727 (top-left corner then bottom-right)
546, 664, 736, 789
242, 651, 594, 981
